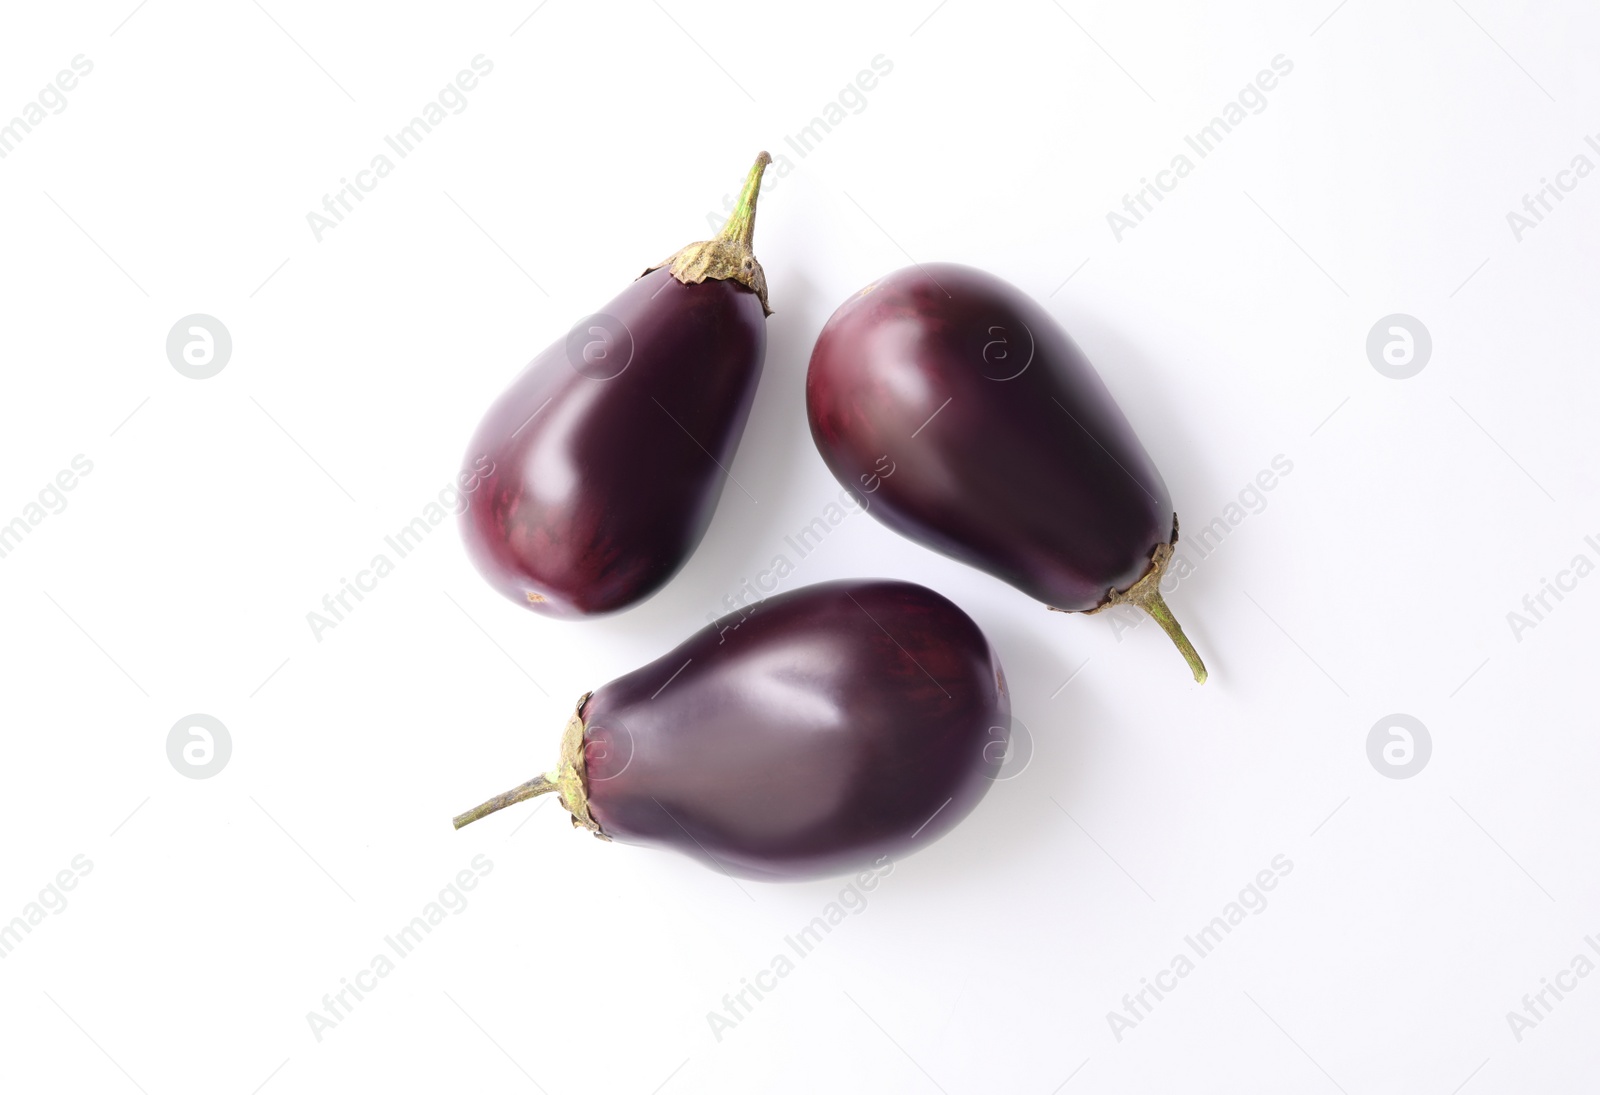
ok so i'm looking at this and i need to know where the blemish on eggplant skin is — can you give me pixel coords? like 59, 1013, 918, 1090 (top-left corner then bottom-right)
526, 591, 546, 603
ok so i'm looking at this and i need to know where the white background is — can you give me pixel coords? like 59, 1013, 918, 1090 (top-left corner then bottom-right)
2, 1, 1598, 1091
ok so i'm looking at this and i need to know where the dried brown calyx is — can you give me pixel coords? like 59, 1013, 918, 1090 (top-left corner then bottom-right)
452, 692, 609, 838
1058, 516, 1208, 684
644, 151, 773, 315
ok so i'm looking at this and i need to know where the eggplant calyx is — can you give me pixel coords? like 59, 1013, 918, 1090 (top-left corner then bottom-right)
451, 692, 610, 838
645, 151, 773, 316
1060, 516, 1210, 685
555, 693, 605, 838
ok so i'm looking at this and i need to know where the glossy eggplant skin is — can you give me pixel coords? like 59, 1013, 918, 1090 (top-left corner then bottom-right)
580, 579, 1009, 880
461, 268, 765, 618
806, 263, 1172, 613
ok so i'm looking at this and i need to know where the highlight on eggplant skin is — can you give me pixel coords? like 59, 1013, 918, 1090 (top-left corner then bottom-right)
453, 579, 1012, 881
805, 262, 1208, 683
458, 154, 774, 619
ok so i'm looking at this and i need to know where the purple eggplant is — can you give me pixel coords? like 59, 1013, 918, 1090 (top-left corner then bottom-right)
460, 153, 774, 618
806, 263, 1207, 682
453, 579, 1009, 880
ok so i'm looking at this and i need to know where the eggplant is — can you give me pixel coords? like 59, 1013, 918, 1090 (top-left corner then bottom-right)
453, 579, 1009, 880
806, 263, 1207, 682
460, 153, 774, 618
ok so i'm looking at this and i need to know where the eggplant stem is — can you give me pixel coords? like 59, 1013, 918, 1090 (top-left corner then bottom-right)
450, 693, 603, 834
643, 152, 774, 314
1078, 521, 1209, 684
453, 773, 557, 829
717, 150, 772, 249
1129, 586, 1208, 684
